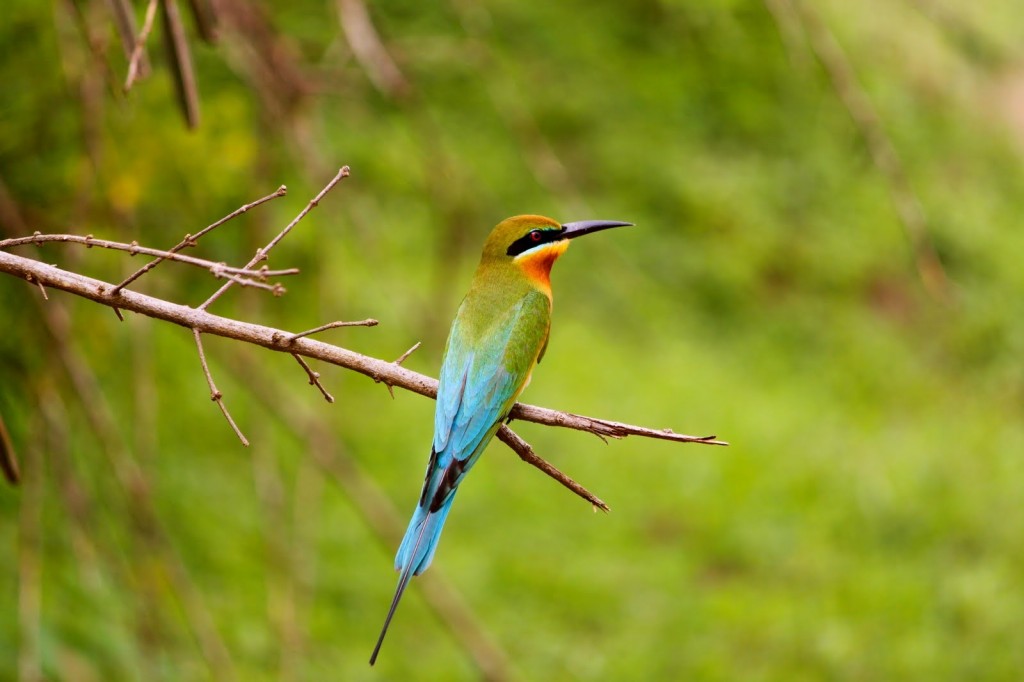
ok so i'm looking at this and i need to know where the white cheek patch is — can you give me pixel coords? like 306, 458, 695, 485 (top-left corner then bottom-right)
513, 241, 566, 262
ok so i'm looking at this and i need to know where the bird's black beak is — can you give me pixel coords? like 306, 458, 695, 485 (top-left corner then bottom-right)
561, 220, 633, 240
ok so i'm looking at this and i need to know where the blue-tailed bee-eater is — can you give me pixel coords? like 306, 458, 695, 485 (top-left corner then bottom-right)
370, 215, 632, 664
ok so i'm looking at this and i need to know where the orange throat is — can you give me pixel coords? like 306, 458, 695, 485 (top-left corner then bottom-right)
515, 241, 569, 296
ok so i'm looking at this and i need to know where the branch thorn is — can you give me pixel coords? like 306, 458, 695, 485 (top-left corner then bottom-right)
393, 341, 421, 366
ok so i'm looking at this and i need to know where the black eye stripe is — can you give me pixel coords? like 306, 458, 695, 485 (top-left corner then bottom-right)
506, 227, 565, 256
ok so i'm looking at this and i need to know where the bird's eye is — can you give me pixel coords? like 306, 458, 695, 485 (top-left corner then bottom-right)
529, 230, 542, 242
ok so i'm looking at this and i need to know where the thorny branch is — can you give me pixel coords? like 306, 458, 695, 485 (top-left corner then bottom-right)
0, 245, 726, 505
0, 169, 727, 510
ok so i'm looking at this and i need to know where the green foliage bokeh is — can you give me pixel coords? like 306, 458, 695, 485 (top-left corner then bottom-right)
2, 1, 1024, 679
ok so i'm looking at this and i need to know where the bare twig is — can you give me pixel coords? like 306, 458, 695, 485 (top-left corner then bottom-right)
0, 250, 727, 501
199, 166, 351, 311
0, 233, 300, 283
789, 0, 952, 301
193, 329, 249, 445
286, 318, 379, 342
293, 354, 334, 403
497, 426, 607, 511
123, 0, 159, 92
111, 184, 288, 294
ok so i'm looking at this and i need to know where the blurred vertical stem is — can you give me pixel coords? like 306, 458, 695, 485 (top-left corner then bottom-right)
787, 0, 953, 302
161, 0, 201, 128
17, 413, 43, 682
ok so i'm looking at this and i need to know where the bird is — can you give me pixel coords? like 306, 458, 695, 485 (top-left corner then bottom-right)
369, 214, 632, 665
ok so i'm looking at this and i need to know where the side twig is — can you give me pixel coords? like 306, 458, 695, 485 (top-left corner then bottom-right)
497, 426, 607, 511
111, 184, 288, 295
286, 319, 378, 401
194, 328, 250, 446
293, 354, 334, 403
286, 318, 379, 342
199, 166, 350, 311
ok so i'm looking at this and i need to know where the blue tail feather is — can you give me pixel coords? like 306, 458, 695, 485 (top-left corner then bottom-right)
370, 494, 457, 665
396, 494, 456, 575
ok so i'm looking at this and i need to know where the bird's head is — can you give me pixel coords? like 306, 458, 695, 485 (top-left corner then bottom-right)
480, 214, 632, 292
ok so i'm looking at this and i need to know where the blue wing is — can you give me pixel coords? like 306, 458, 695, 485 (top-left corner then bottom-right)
370, 289, 550, 665
425, 291, 548, 512
396, 288, 550, 575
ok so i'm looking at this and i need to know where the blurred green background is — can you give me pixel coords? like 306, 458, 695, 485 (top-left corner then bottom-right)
2, 0, 1024, 679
